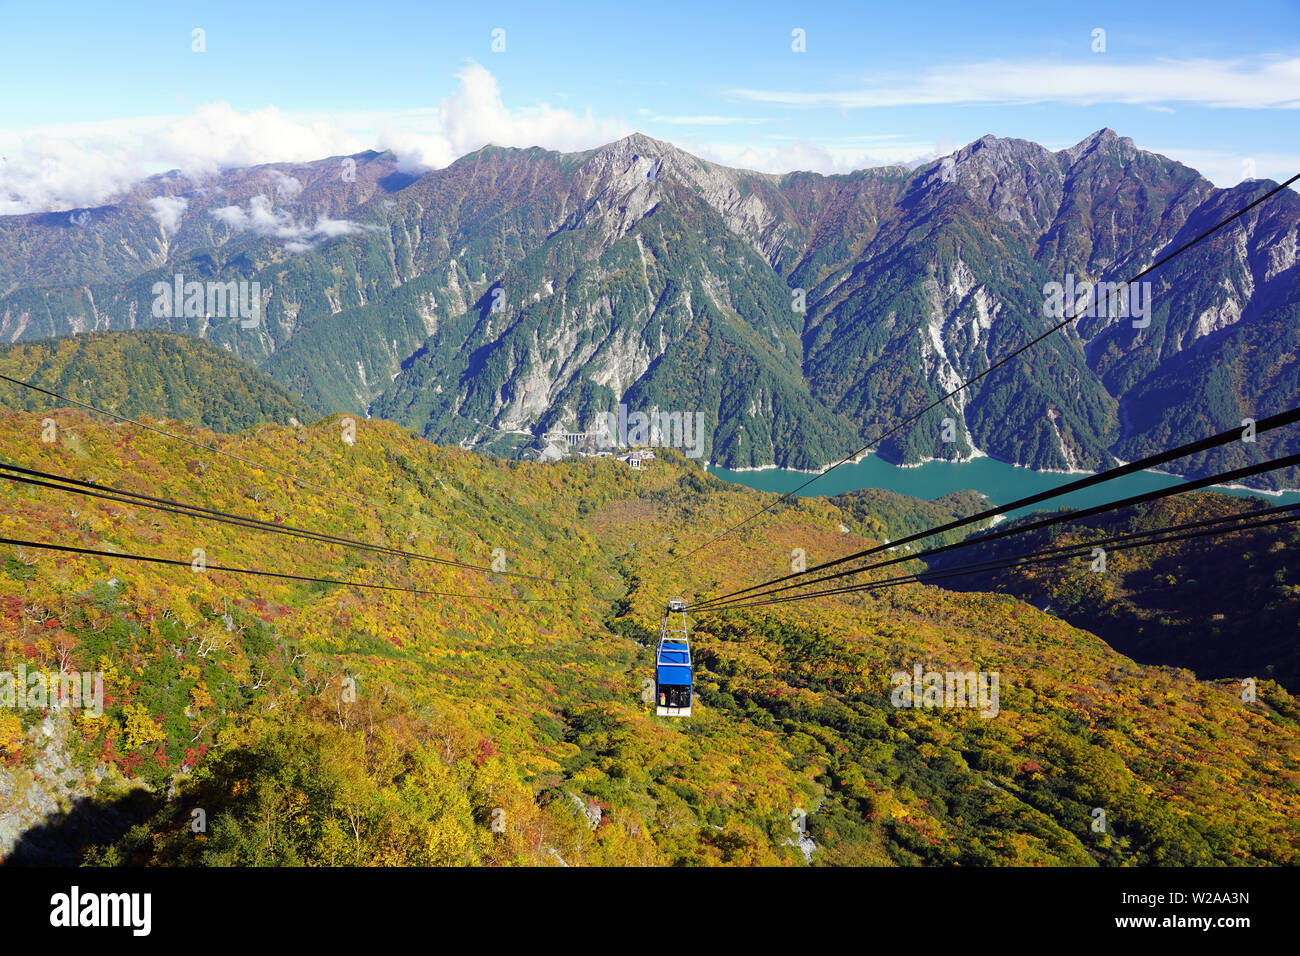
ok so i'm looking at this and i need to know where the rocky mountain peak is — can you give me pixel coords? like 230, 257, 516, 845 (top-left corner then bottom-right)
1058, 127, 1138, 165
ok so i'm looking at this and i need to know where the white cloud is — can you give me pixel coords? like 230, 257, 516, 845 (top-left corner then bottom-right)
0, 127, 148, 215
0, 104, 364, 215
153, 103, 366, 177
264, 169, 303, 198
212, 195, 288, 235
0, 61, 628, 214
730, 56, 1300, 110
377, 59, 632, 172
695, 140, 858, 174
211, 194, 375, 252
313, 216, 367, 239
146, 195, 188, 233
685, 135, 938, 175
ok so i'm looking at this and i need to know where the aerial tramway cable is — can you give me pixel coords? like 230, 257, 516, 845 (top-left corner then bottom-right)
0, 372, 568, 581
695, 502, 1300, 613
0, 535, 562, 603
0, 461, 557, 582
691, 411, 1300, 610
692, 451, 1300, 611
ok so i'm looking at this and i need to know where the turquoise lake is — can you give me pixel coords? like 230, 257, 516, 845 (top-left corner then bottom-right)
708, 454, 1300, 520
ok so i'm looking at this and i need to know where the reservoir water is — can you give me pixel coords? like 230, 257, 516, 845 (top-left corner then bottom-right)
708, 454, 1300, 520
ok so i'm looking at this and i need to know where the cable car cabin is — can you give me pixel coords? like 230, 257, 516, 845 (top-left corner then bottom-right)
656, 641, 691, 716
655, 599, 692, 718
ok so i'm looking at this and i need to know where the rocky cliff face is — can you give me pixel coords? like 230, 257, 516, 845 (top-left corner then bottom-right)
0, 712, 146, 864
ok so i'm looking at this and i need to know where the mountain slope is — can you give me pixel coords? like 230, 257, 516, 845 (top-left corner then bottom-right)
1, 132, 1297, 485
371, 137, 859, 467
0, 331, 315, 432
938, 492, 1300, 691
1, 409, 1298, 865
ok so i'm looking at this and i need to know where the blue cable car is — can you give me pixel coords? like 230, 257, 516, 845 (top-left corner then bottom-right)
655, 598, 692, 718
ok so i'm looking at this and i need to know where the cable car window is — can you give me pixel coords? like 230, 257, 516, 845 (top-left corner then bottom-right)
658, 684, 690, 708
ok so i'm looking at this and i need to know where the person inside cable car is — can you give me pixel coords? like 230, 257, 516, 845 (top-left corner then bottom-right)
657, 683, 690, 708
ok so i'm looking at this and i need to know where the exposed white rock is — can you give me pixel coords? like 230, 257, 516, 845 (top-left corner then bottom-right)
1265, 227, 1298, 281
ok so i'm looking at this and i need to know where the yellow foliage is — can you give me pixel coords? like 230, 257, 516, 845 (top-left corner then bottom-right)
190, 683, 214, 714
123, 702, 167, 750
0, 713, 24, 755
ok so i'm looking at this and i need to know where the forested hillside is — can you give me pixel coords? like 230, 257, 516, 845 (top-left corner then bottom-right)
0, 332, 315, 433
939, 493, 1300, 692
2, 408, 1297, 865
831, 487, 991, 549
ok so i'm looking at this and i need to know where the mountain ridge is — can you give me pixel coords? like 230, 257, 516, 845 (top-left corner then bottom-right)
1, 130, 1296, 485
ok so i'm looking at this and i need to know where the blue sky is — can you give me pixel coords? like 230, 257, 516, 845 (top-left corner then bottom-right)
1, 0, 1297, 212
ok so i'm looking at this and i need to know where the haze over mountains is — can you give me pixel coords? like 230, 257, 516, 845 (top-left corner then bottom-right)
2, 129, 1297, 486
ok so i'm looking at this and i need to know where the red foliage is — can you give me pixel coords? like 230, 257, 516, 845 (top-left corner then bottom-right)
1, 597, 22, 623
117, 751, 145, 778
472, 739, 499, 767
